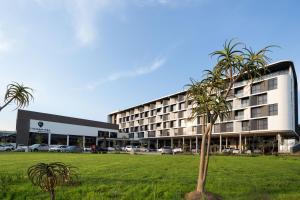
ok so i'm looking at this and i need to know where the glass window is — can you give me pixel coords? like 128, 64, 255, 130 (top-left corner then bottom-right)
225, 123, 233, 132
242, 121, 250, 131
251, 107, 262, 118
251, 83, 262, 94
258, 119, 268, 130
138, 132, 144, 138
269, 104, 278, 116
241, 98, 249, 107
268, 78, 278, 90
257, 94, 267, 104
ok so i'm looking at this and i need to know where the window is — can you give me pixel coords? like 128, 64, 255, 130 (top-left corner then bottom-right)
138, 132, 144, 138
214, 124, 220, 133
179, 102, 185, 110
163, 106, 169, 113
269, 104, 278, 116
129, 133, 134, 138
226, 123, 233, 132
150, 110, 154, 116
241, 98, 249, 107
148, 131, 155, 137
235, 87, 244, 95
251, 107, 262, 118
170, 121, 174, 128
268, 78, 278, 90
98, 131, 109, 138
110, 132, 117, 138
257, 118, 268, 130
235, 110, 244, 120
178, 119, 185, 127
170, 105, 176, 112
251, 83, 262, 94
242, 121, 250, 131
257, 94, 267, 105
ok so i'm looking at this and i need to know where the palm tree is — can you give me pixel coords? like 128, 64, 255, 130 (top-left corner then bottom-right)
27, 162, 78, 200
186, 39, 274, 198
0, 82, 34, 112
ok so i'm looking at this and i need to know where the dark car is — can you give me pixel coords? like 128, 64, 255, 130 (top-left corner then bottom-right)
92, 146, 108, 154
65, 146, 82, 153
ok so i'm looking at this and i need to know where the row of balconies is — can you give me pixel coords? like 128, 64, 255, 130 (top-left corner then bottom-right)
128, 117, 269, 139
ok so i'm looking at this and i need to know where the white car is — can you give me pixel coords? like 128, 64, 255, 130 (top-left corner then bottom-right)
232, 149, 240, 154
157, 148, 163, 152
49, 145, 67, 152
107, 147, 115, 151
125, 145, 133, 152
15, 144, 28, 152
172, 147, 183, 154
222, 148, 235, 153
0, 144, 14, 151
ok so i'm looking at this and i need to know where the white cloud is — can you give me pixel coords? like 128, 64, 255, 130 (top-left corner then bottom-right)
79, 57, 166, 91
33, 0, 200, 47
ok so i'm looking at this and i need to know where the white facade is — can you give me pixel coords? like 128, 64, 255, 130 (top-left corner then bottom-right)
29, 119, 116, 137
108, 61, 299, 152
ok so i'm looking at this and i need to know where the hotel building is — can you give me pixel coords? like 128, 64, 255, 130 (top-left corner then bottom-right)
108, 61, 299, 153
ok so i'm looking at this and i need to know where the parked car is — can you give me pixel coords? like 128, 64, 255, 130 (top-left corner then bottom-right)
113, 145, 122, 151
139, 147, 149, 152
232, 149, 240, 154
107, 147, 115, 151
253, 149, 262, 154
29, 144, 49, 152
172, 147, 183, 154
83, 147, 92, 152
15, 144, 28, 152
65, 146, 82, 153
92, 146, 108, 153
161, 146, 173, 154
49, 145, 67, 152
245, 150, 252, 154
125, 145, 133, 152
0, 144, 14, 151
157, 147, 163, 153
222, 148, 235, 153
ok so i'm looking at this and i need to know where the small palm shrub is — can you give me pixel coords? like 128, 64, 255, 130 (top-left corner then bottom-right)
27, 162, 78, 200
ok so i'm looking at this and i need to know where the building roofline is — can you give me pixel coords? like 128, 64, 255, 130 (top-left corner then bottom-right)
18, 109, 118, 129
109, 60, 297, 115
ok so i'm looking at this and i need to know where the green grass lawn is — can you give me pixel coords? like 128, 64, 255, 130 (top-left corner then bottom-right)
0, 153, 300, 200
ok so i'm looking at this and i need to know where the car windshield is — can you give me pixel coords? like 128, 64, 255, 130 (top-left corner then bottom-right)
30, 144, 39, 148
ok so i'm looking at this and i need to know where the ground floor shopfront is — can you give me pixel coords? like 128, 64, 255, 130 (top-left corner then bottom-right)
138, 132, 298, 153
28, 132, 127, 148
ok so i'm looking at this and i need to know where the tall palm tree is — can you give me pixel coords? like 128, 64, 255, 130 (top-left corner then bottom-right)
186, 40, 274, 197
0, 82, 34, 112
27, 162, 78, 200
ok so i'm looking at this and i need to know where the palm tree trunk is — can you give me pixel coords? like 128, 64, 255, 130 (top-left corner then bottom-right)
202, 127, 212, 187
0, 97, 14, 112
196, 123, 212, 193
50, 190, 55, 200
196, 131, 207, 193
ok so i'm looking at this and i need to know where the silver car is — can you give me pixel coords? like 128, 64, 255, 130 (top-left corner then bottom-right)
29, 144, 49, 152
161, 146, 172, 154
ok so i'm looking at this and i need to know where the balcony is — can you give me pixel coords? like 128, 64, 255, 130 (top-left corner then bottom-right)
148, 131, 156, 137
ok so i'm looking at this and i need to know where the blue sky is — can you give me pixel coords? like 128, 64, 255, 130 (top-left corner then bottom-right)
0, 0, 300, 131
